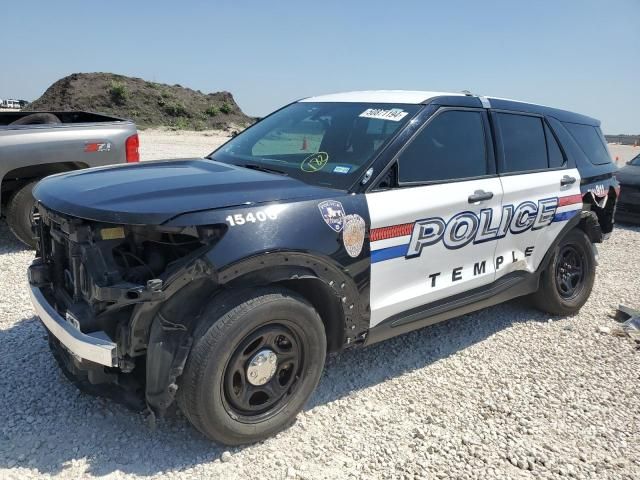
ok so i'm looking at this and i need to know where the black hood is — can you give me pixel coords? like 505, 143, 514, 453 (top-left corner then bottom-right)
34, 159, 335, 225
616, 164, 640, 187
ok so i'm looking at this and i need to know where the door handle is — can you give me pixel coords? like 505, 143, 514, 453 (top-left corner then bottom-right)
468, 190, 494, 203
561, 175, 576, 186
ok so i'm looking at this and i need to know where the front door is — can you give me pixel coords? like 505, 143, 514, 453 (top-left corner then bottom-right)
367, 108, 503, 328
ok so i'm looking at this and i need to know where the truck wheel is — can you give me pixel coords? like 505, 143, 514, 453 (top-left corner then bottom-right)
6, 180, 39, 248
178, 287, 326, 445
532, 228, 596, 316
9, 113, 61, 125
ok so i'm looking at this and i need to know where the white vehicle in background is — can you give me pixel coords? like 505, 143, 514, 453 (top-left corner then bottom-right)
1, 99, 22, 109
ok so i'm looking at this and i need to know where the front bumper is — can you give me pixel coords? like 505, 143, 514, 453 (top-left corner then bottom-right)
29, 285, 118, 367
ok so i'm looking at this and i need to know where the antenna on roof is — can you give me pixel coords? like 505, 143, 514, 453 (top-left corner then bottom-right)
461, 90, 473, 96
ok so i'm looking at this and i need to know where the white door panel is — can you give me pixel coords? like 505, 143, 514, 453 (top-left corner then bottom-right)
367, 178, 503, 328
495, 168, 582, 278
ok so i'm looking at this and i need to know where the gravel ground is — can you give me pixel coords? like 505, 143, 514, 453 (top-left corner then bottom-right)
608, 144, 638, 167
1, 134, 639, 479
138, 128, 231, 161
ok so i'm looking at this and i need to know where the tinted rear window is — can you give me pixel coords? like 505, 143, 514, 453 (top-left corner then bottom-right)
563, 123, 611, 165
497, 113, 547, 172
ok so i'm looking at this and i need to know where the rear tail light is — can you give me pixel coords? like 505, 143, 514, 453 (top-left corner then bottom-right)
125, 134, 140, 163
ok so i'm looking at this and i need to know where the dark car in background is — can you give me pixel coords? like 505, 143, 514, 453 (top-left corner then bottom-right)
616, 152, 640, 224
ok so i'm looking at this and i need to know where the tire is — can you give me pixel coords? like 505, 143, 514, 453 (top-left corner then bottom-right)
6, 180, 39, 248
532, 228, 596, 316
9, 113, 61, 125
178, 287, 327, 445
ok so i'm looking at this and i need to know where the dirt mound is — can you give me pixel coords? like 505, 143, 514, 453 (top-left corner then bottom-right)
26, 72, 253, 130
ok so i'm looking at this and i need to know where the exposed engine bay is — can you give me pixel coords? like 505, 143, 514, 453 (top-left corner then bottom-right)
28, 205, 224, 410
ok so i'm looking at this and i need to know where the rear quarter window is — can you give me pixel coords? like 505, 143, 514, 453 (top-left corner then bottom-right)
496, 113, 548, 173
563, 122, 612, 165
545, 124, 566, 168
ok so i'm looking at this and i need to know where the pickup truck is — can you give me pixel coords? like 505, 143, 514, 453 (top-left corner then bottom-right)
1, 111, 138, 247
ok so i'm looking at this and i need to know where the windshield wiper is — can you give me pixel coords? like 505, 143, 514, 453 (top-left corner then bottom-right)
241, 163, 288, 176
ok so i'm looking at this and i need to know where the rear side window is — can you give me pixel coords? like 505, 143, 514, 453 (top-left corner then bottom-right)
563, 123, 611, 165
497, 113, 547, 172
545, 124, 565, 168
398, 110, 487, 183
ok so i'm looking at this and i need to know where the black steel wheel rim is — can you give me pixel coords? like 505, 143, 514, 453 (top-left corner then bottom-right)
222, 322, 304, 422
555, 244, 586, 299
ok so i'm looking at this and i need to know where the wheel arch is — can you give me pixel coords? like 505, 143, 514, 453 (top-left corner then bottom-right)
276, 278, 344, 353
537, 213, 584, 275
144, 251, 369, 416
1, 162, 89, 209
217, 251, 370, 353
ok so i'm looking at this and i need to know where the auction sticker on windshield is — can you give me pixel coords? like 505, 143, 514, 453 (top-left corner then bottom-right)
359, 108, 408, 122
301, 152, 329, 172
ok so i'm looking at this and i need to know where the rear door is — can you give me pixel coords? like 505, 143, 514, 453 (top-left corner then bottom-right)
367, 108, 503, 328
492, 112, 582, 278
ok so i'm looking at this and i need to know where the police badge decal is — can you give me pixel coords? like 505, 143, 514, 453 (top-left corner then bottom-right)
342, 214, 365, 258
318, 200, 346, 232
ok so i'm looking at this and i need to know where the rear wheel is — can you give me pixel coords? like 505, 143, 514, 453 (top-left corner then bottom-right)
532, 228, 596, 316
6, 180, 39, 248
178, 287, 326, 445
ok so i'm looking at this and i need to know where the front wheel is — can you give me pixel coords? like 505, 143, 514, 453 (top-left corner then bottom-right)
178, 287, 326, 445
532, 228, 596, 316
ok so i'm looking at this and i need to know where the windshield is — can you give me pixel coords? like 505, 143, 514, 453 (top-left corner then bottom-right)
630, 153, 640, 166
209, 102, 421, 190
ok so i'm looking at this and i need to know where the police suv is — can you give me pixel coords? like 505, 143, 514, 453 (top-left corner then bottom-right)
28, 91, 618, 445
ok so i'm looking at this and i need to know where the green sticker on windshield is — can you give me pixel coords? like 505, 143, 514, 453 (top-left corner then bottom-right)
301, 152, 329, 172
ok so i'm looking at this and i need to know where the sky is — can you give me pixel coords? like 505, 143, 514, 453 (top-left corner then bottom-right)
1, 0, 638, 133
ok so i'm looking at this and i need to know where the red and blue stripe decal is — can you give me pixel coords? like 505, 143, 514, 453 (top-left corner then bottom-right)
557, 194, 583, 207
370, 222, 414, 242
552, 194, 583, 222
370, 244, 410, 263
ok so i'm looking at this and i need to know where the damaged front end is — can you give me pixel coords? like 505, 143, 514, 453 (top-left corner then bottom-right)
28, 206, 225, 414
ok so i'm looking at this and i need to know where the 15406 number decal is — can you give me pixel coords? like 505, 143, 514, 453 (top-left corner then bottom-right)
225, 210, 278, 226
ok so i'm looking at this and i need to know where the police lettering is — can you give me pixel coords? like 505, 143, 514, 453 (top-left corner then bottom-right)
426, 246, 535, 288
407, 198, 557, 258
